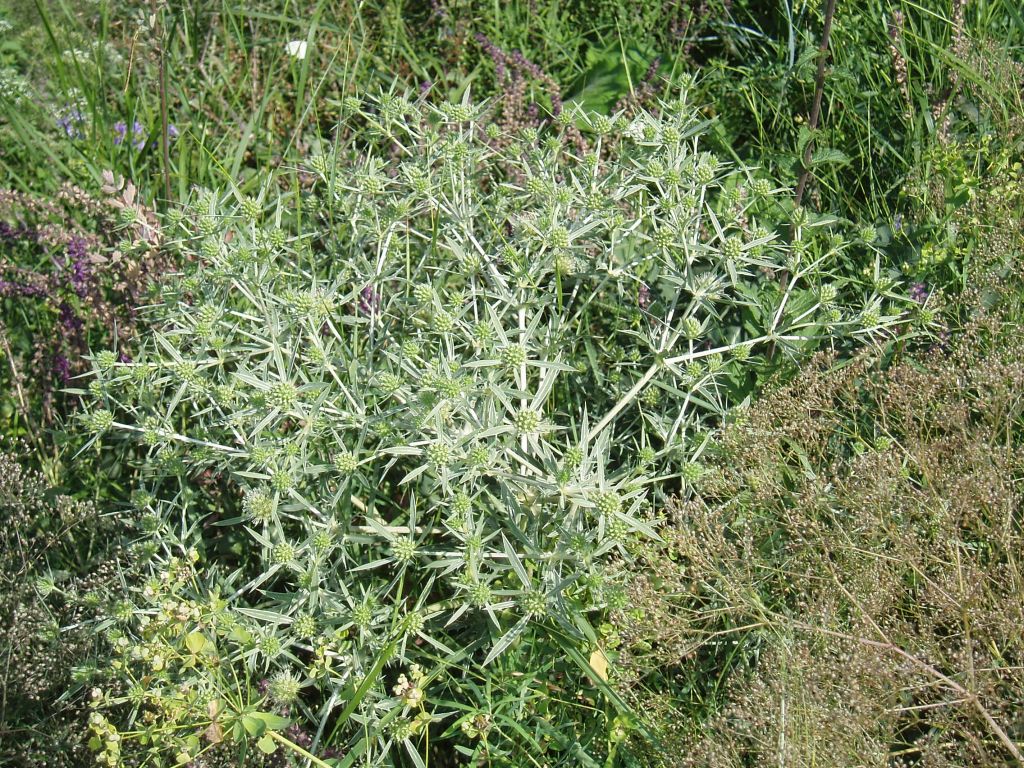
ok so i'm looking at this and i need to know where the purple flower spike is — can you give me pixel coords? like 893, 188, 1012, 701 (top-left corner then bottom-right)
53, 354, 71, 384
64, 237, 91, 298
0, 279, 45, 298
58, 302, 84, 337
113, 121, 127, 145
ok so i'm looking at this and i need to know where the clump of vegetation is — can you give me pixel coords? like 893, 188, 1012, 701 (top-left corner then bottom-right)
614, 289, 1024, 765
0, 178, 165, 449
77, 91, 902, 765
0, 442, 126, 766
0, 0, 1022, 765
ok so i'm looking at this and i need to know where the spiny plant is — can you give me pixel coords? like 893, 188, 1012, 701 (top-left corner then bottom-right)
80, 90, 905, 766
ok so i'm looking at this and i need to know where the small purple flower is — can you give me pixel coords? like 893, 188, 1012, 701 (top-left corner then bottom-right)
638, 282, 652, 309
56, 104, 86, 139
358, 284, 381, 316
429, 0, 448, 19
285, 724, 313, 749
114, 120, 147, 149
167, 124, 179, 140
909, 282, 930, 304
893, 213, 903, 233
131, 121, 146, 150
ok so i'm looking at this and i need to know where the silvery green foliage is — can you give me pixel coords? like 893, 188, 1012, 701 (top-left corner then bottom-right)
82, 93, 904, 765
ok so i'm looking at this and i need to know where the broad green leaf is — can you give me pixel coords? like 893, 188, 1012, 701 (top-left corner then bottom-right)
256, 733, 277, 754
184, 631, 207, 654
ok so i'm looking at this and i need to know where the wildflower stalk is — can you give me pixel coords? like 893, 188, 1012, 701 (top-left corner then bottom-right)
588, 362, 660, 442
108, 422, 246, 456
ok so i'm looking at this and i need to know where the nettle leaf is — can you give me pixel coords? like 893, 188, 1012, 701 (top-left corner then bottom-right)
240, 715, 266, 737
184, 631, 207, 654
810, 147, 851, 167
566, 43, 662, 116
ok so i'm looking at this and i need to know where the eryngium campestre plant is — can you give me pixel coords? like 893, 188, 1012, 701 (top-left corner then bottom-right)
82, 91, 905, 765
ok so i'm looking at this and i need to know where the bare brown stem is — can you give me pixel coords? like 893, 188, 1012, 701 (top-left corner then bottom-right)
152, 1, 172, 205
794, 0, 839, 209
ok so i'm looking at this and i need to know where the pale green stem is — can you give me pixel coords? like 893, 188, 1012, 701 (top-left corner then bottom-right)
112, 422, 246, 456
589, 332, 802, 443
269, 730, 335, 768
588, 362, 659, 442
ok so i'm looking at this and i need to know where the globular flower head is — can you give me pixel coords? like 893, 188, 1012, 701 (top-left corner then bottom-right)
311, 530, 334, 553
270, 469, 294, 492
243, 488, 276, 522
521, 590, 547, 616
95, 350, 118, 371
681, 461, 703, 484
292, 613, 317, 638
467, 580, 492, 607
87, 409, 115, 434
259, 634, 282, 658
721, 235, 743, 261
499, 344, 527, 369
352, 603, 374, 630
401, 611, 425, 636
266, 381, 298, 410
512, 407, 541, 435
564, 446, 583, 468
392, 538, 417, 564
425, 442, 452, 469
269, 670, 302, 706
594, 490, 622, 518
333, 451, 359, 474
271, 541, 296, 564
